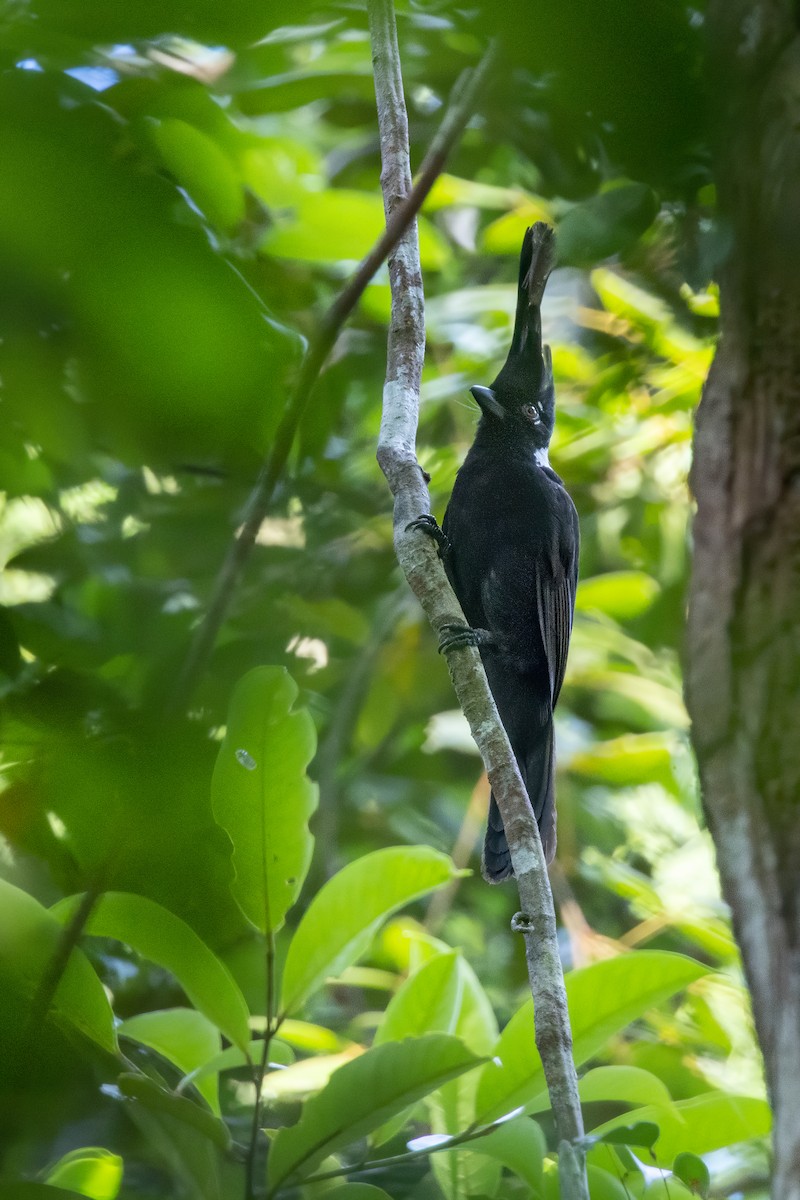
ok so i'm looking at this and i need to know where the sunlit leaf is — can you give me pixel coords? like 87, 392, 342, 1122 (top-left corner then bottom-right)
44, 1148, 123, 1200
375, 951, 462, 1044
0, 879, 115, 1053
149, 119, 245, 231
576, 571, 660, 620
263, 191, 449, 269
591, 1093, 770, 1166
475, 952, 707, 1122
119, 1009, 221, 1114
480, 202, 555, 253
211, 666, 317, 935
672, 1152, 710, 1197
473, 1116, 546, 1191
579, 1066, 672, 1110
267, 1035, 486, 1190
177, 1037, 293, 1097
51, 892, 249, 1052
568, 733, 679, 793
280, 847, 460, 1014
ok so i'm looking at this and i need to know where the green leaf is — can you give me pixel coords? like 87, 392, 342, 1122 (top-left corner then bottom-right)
425, 175, 526, 212
119, 1074, 222, 1200
117, 1073, 231, 1152
474, 1117, 546, 1191
557, 183, 658, 267
280, 846, 460, 1014
579, 1066, 672, 1110
211, 666, 318, 935
375, 951, 462, 1044
324, 1188, 393, 1200
51, 892, 249, 1052
595, 1122, 660, 1150
672, 1152, 710, 1197
44, 1150, 122, 1200
119, 1009, 221, 1115
475, 952, 707, 1123
267, 1035, 486, 1191
643, 1181, 694, 1200
149, 119, 245, 231
480, 202, 555, 253
0, 1188, 91, 1200
0, 879, 115, 1053
591, 1093, 770, 1166
177, 1038, 293, 1096
576, 571, 660, 620
426, 957, 501, 1200
568, 733, 679, 793
586, 1165, 631, 1200
263, 191, 449, 270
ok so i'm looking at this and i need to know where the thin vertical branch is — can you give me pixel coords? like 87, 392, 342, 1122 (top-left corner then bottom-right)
367, 3, 588, 1195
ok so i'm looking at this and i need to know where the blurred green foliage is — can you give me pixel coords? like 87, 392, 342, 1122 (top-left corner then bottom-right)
0, 2, 769, 1199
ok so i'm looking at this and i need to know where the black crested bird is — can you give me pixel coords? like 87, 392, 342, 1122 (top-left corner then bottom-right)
410, 223, 579, 882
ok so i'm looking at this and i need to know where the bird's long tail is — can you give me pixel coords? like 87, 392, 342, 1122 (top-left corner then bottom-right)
482, 718, 556, 883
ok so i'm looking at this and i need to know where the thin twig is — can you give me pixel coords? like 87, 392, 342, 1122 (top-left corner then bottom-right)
367, 2, 588, 1196
168, 42, 497, 715
274, 1114, 516, 1193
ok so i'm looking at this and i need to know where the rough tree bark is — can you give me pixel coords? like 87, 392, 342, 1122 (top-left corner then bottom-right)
687, 4, 800, 1197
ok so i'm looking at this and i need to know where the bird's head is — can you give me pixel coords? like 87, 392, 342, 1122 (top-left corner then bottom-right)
470, 344, 555, 451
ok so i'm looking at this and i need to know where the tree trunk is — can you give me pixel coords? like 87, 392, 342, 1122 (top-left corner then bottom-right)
687, 4, 800, 1197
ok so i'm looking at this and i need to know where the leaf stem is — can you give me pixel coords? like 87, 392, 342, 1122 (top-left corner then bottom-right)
244, 932, 278, 1200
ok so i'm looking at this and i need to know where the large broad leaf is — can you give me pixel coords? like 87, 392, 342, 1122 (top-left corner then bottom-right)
590, 1093, 771, 1165
118, 1074, 224, 1200
267, 1035, 485, 1191
475, 952, 707, 1123
0, 72, 288, 465
211, 667, 317, 935
576, 571, 660, 620
473, 1117, 546, 1192
579, 1066, 672, 1110
375, 951, 462, 1045
279, 847, 460, 1015
44, 1148, 123, 1200
568, 733, 679, 794
118, 1073, 231, 1152
118, 1009, 221, 1115
557, 182, 658, 267
427, 955, 501, 1200
371, 951, 463, 1147
262, 191, 449, 269
0, 879, 115, 1053
51, 892, 249, 1052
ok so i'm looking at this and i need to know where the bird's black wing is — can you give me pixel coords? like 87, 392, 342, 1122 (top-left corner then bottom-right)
535, 495, 579, 708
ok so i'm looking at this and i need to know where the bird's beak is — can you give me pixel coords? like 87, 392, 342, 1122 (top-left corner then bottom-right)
470, 385, 505, 419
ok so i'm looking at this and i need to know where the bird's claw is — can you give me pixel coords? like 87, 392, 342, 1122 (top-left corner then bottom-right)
438, 622, 492, 655
406, 513, 451, 556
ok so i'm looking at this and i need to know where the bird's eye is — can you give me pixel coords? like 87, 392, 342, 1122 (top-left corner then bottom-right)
522, 404, 541, 424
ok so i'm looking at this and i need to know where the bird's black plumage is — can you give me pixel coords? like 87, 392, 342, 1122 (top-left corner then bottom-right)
414, 224, 579, 882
